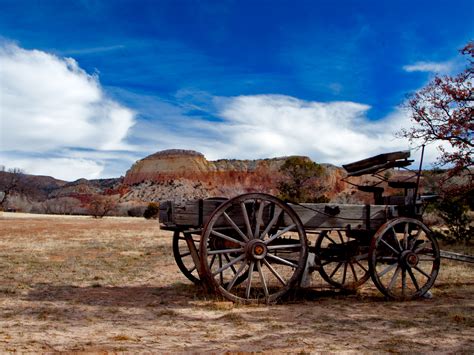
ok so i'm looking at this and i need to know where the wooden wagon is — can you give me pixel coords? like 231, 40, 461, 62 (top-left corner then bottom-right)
160, 150, 470, 303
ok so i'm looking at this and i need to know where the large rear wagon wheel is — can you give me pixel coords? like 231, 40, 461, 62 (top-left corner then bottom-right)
200, 193, 308, 304
369, 218, 440, 300
315, 230, 370, 290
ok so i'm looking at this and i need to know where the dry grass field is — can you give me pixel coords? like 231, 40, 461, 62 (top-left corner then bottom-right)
0, 212, 473, 353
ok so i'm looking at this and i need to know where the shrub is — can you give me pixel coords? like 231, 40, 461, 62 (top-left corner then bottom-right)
127, 205, 146, 217
435, 195, 472, 244
143, 202, 160, 219
277, 156, 326, 203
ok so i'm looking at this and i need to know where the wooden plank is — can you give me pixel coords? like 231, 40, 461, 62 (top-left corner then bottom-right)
343, 150, 411, 173
347, 159, 413, 177
173, 199, 226, 226
287, 203, 390, 230
440, 250, 474, 263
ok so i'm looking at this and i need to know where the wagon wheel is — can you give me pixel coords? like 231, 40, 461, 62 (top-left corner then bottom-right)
369, 217, 440, 300
200, 193, 308, 304
315, 230, 370, 290
172, 231, 201, 284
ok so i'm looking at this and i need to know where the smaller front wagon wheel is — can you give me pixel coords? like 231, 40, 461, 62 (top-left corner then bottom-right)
369, 218, 440, 300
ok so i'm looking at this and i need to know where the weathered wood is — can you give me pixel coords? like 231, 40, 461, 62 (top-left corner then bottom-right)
173, 200, 226, 226
287, 203, 391, 230
343, 150, 411, 173
440, 250, 474, 263
161, 199, 396, 231
346, 159, 413, 177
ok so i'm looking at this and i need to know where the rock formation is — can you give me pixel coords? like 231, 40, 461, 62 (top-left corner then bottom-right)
123, 149, 355, 203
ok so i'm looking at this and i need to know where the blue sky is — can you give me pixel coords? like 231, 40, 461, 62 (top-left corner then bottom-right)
0, 0, 473, 180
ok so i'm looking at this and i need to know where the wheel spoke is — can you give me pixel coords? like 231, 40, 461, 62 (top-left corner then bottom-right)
208, 248, 244, 255
213, 254, 246, 276
349, 262, 358, 282
266, 253, 298, 268
402, 268, 407, 297
409, 228, 423, 250
209, 254, 216, 268
381, 238, 401, 255
260, 208, 283, 240
223, 212, 249, 242
355, 260, 368, 272
224, 253, 238, 275
404, 222, 410, 249
265, 224, 296, 245
321, 259, 335, 267
240, 202, 253, 239
257, 261, 269, 300
418, 256, 436, 261
413, 265, 431, 279
387, 266, 401, 290
324, 234, 338, 245
267, 244, 302, 250
226, 261, 247, 291
329, 262, 343, 278
414, 241, 432, 254
218, 255, 223, 284
245, 261, 254, 298
254, 201, 265, 239
263, 259, 287, 286
377, 262, 398, 278
211, 230, 246, 247
337, 231, 344, 244
342, 263, 348, 284
180, 251, 191, 257
391, 227, 403, 251
407, 267, 420, 291
353, 253, 369, 261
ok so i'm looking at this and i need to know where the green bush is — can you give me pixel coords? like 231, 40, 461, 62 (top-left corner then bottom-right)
277, 156, 326, 203
144, 202, 160, 219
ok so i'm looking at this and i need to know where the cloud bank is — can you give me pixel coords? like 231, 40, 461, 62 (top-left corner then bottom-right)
0, 43, 440, 181
0, 43, 136, 179
138, 94, 413, 167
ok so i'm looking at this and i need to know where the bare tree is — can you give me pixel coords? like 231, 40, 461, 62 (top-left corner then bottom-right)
400, 41, 473, 180
88, 195, 118, 218
0, 167, 25, 210
41, 197, 82, 215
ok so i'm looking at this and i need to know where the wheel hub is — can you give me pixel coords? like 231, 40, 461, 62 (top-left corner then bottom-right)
245, 239, 268, 260
400, 250, 419, 268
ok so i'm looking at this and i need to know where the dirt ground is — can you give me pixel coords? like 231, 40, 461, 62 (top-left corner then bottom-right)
0, 213, 473, 353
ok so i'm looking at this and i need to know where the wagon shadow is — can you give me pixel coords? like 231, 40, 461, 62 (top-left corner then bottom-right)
24, 283, 373, 308
25, 282, 209, 308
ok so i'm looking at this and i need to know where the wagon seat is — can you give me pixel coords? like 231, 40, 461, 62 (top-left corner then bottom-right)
342, 150, 420, 208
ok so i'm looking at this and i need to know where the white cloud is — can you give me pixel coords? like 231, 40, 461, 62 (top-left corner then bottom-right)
198, 95, 412, 166
128, 93, 441, 169
402, 61, 453, 73
0, 156, 104, 181
0, 42, 137, 180
0, 43, 135, 152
